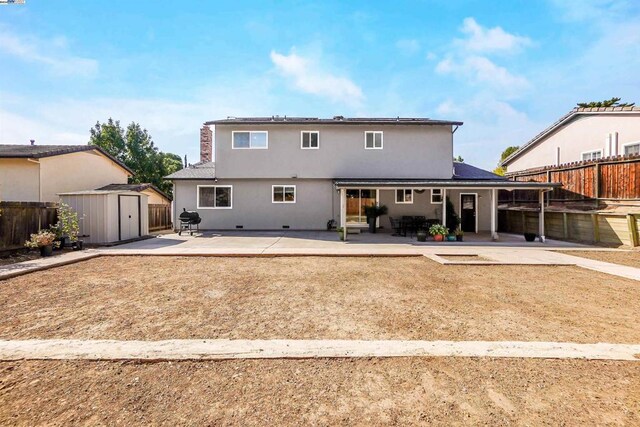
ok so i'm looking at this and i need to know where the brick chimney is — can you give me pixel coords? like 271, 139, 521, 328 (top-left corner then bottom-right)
200, 125, 213, 163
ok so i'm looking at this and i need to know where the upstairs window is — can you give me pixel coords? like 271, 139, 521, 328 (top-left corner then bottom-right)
431, 189, 443, 204
365, 131, 383, 149
272, 185, 296, 203
581, 150, 602, 161
301, 131, 320, 149
624, 143, 640, 156
233, 131, 268, 149
197, 185, 232, 209
395, 189, 413, 204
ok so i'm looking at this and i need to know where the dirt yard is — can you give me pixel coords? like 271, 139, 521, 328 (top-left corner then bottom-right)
1, 256, 639, 343
1, 358, 638, 426
560, 250, 640, 268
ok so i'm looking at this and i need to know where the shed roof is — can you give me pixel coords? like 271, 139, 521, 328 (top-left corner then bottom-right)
0, 144, 134, 175
96, 183, 172, 201
206, 116, 463, 126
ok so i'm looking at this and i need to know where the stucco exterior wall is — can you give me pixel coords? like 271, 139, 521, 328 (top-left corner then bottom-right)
173, 179, 338, 230
142, 189, 170, 205
0, 158, 40, 201
214, 124, 454, 179
507, 114, 640, 173
39, 150, 130, 202
378, 189, 441, 229
446, 189, 492, 232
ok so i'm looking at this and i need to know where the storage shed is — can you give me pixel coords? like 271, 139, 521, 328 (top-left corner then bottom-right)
59, 190, 149, 244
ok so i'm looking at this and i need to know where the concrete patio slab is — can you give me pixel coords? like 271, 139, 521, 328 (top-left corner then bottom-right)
1, 339, 639, 362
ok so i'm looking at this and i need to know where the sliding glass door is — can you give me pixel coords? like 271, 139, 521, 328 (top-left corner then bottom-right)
346, 189, 377, 223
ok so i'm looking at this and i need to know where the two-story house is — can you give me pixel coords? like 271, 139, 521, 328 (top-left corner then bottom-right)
167, 116, 556, 240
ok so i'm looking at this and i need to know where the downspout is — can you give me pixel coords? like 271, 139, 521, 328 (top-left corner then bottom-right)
26, 158, 41, 201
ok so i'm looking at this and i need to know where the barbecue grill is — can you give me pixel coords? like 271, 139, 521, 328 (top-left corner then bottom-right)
178, 209, 201, 236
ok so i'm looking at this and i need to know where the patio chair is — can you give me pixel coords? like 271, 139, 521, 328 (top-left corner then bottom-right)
389, 217, 405, 236
402, 216, 417, 237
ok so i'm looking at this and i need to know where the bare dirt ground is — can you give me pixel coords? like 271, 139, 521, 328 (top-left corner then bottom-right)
1, 358, 638, 426
560, 250, 640, 268
1, 256, 639, 343
0, 249, 72, 266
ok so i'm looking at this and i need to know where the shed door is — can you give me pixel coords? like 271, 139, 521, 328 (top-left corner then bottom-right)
119, 195, 140, 240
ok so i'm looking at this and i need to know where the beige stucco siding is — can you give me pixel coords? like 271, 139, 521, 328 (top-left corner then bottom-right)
214, 124, 454, 179
0, 158, 40, 201
507, 114, 640, 172
142, 188, 170, 205
39, 150, 130, 202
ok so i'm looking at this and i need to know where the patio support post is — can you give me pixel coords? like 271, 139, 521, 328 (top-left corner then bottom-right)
442, 188, 447, 228
538, 189, 546, 243
340, 188, 347, 242
491, 188, 499, 240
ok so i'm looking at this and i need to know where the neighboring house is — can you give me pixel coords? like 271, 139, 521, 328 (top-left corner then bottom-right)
97, 183, 172, 205
501, 106, 640, 173
0, 144, 133, 202
167, 116, 556, 240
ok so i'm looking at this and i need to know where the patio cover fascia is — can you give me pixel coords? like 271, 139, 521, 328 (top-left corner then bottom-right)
333, 179, 560, 243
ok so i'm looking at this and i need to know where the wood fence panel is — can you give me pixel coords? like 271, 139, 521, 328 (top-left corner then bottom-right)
148, 204, 172, 231
0, 202, 58, 251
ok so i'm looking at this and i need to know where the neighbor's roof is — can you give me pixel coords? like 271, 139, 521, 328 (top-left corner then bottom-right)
164, 162, 215, 180
96, 183, 172, 201
501, 106, 640, 166
0, 144, 134, 175
206, 116, 463, 126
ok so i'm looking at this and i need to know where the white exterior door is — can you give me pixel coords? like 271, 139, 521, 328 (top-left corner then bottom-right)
119, 195, 140, 240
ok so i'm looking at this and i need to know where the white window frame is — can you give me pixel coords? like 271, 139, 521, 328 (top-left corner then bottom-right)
431, 188, 443, 204
581, 149, 602, 161
300, 131, 320, 149
232, 131, 269, 149
623, 141, 640, 156
197, 185, 233, 209
364, 131, 383, 149
272, 185, 296, 204
395, 188, 413, 204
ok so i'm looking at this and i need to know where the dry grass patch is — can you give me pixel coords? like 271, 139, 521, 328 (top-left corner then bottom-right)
0, 358, 638, 426
560, 250, 640, 268
1, 256, 639, 343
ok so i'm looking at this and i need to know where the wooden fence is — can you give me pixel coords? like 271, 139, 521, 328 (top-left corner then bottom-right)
498, 208, 639, 247
502, 155, 640, 203
0, 202, 59, 251
148, 204, 172, 231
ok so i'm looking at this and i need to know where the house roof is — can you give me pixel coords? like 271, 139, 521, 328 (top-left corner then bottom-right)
96, 183, 172, 201
164, 162, 215, 180
333, 178, 560, 189
0, 144, 135, 175
453, 161, 504, 180
501, 106, 640, 166
206, 116, 463, 126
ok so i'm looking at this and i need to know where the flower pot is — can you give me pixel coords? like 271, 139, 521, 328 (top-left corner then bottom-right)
456, 235, 463, 242
40, 245, 53, 257
434, 234, 444, 242
416, 232, 427, 242
367, 217, 376, 233
524, 232, 536, 242
447, 235, 456, 241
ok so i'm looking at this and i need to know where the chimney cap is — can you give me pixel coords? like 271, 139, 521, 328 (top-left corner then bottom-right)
30, 139, 35, 145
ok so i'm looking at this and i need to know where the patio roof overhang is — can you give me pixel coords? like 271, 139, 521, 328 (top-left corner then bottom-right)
333, 179, 561, 190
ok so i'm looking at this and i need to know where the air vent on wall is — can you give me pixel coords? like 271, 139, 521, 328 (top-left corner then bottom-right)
235, 225, 244, 229
282, 225, 290, 229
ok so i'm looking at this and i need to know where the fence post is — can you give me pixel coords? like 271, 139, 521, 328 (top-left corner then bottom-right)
594, 162, 600, 201
591, 213, 600, 243
627, 214, 638, 247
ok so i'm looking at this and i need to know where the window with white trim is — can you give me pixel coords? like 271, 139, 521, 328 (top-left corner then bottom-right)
365, 131, 383, 149
395, 189, 413, 204
232, 131, 268, 149
301, 131, 319, 149
197, 185, 232, 209
581, 150, 602, 161
624, 143, 640, 156
431, 189, 443, 204
272, 185, 296, 203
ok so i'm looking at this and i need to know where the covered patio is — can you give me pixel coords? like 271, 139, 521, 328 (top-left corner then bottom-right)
334, 179, 560, 242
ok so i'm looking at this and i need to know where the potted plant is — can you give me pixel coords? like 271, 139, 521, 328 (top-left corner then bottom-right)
447, 233, 456, 241
51, 203, 80, 249
336, 227, 345, 241
455, 227, 464, 242
25, 230, 58, 257
363, 204, 388, 234
524, 232, 536, 242
429, 224, 448, 241
416, 228, 427, 242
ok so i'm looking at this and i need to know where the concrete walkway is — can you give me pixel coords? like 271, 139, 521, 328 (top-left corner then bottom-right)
1, 339, 639, 362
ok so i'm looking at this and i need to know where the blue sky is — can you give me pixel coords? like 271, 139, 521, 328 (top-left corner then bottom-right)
1, 0, 639, 169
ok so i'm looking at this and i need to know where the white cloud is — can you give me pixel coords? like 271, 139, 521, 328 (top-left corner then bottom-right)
436, 55, 530, 94
396, 39, 420, 55
270, 50, 364, 106
548, 0, 635, 23
455, 17, 532, 54
0, 29, 98, 77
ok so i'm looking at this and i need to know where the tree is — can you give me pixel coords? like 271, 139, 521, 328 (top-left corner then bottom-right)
454, 155, 464, 162
493, 145, 520, 176
577, 97, 635, 108
89, 118, 182, 195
